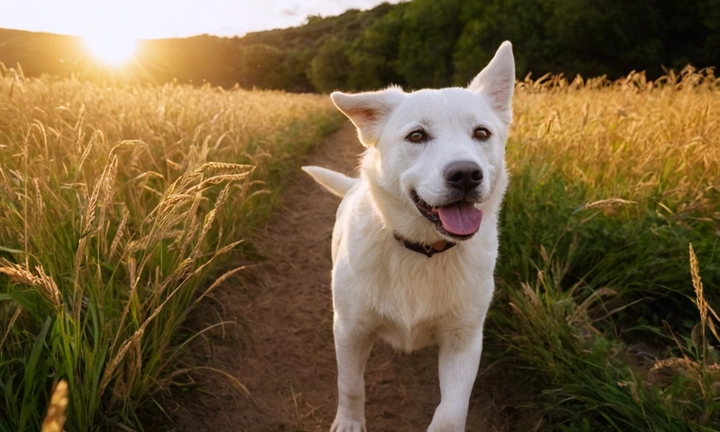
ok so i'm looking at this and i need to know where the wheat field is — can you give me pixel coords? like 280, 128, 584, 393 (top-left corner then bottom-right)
496, 68, 720, 430
511, 69, 719, 215
0, 66, 342, 431
0, 65, 718, 430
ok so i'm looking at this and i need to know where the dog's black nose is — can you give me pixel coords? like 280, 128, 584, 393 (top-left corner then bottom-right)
444, 160, 482, 194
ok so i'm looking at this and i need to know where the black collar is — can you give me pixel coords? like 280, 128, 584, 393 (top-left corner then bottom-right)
393, 233, 456, 258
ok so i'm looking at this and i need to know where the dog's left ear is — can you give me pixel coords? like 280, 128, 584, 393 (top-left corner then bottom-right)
331, 88, 404, 147
468, 41, 515, 123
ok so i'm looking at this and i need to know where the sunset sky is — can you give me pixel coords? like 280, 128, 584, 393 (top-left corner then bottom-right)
1, 0, 402, 40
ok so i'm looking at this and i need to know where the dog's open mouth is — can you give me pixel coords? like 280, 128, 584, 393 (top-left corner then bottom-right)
411, 190, 483, 240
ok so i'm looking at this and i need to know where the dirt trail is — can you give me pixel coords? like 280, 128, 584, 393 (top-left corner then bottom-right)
158, 122, 509, 432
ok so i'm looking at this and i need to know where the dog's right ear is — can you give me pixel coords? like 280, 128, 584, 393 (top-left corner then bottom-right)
330, 88, 404, 146
468, 41, 515, 124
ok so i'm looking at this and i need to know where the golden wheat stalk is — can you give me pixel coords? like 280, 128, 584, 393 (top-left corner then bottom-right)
109, 205, 130, 259
41, 380, 68, 432
99, 279, 187, 396
185, 173, 253, 194
0, 308, 22, 352
76, 129, 102, 176
190, 162, 254, 175
96, 155, 119, 243
582, 198, 637, 211
98, 328, 145, 396
33, 178, 45, 223
0, 258, 62, 310
191, 243, 248, 307
689, 243, 720, 345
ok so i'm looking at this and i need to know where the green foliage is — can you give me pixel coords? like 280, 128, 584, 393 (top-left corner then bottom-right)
396, 0, 463, 89
491, 167, 720, 429
488, 74, 720, 430
493, 273, 717, 431
2, 0, 719, 92
234, 44, 285, 89
347, 5, 407, 90
236, 3, 397, 92
452, 20, 492, 86
308, 37, 351, 93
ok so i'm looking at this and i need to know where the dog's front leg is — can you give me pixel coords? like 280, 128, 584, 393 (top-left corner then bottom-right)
331, 316, 374, 432
427, 329, 484, 432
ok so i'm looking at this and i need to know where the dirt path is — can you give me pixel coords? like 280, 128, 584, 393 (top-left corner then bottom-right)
157, 122, 510, 432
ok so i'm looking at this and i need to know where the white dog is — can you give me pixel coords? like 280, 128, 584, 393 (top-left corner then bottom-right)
303, 41, 514, 432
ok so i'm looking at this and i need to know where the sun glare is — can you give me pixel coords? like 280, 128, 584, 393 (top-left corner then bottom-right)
83, 32, 138, 66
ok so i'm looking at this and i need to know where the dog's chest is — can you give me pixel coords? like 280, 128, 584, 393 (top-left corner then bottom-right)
376, 318, 438, 353
361, 253, 486, 352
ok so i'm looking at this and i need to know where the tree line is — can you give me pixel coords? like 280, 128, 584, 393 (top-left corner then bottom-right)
1, 0, 719, 92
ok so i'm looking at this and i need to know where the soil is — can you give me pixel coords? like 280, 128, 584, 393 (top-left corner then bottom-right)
152, 122, 516, 432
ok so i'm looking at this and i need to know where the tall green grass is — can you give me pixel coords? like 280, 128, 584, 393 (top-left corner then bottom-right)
491, 69, 720, 430
0, 65, 343, 430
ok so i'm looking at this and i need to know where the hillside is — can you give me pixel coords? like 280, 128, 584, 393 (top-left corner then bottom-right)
1, 0, 719, 92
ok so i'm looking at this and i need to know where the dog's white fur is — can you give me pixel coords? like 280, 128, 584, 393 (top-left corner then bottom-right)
303, 42, 514, 432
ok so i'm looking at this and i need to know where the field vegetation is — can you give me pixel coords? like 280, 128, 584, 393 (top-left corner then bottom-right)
493, 68, 720, 430
0, 61, 718, 431
0, 65, 342, 430
2, 0, 719, 93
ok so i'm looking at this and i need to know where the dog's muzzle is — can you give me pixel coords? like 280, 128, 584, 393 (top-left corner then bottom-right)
410, 191, 482, 241
410, 160, 484, 240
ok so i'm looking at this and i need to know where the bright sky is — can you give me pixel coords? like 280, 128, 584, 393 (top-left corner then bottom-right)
1, 0, 403, 39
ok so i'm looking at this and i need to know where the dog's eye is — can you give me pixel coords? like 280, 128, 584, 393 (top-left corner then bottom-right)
406, 130, 428, 143
473, 127, 491, 141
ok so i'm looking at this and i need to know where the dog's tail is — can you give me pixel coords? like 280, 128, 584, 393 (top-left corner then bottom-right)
302, 166, 359, 198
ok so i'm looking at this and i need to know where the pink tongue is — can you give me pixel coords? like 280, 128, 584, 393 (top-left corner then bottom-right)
437, 202, 483, 236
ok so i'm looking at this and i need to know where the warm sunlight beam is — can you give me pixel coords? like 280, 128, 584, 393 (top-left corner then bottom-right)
83, 32, 138, 66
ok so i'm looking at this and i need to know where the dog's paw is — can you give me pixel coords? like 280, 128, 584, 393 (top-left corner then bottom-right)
427, 403, 466, 432
427, 424, 463, 432
330, 416, 366, 432
427, 420, 464, 432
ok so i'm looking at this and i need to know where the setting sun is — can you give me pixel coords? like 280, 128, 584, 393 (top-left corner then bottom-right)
83, 33, 138, 66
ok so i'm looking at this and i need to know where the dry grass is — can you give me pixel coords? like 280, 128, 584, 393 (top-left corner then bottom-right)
0, 66, 342, 430
2, 61, 719, 430
41, 381, 68, 432
510, 68, 720, 216
493, 68, 720, 430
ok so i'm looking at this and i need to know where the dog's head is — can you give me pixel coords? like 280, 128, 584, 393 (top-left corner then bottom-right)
332, 42, 514, 243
